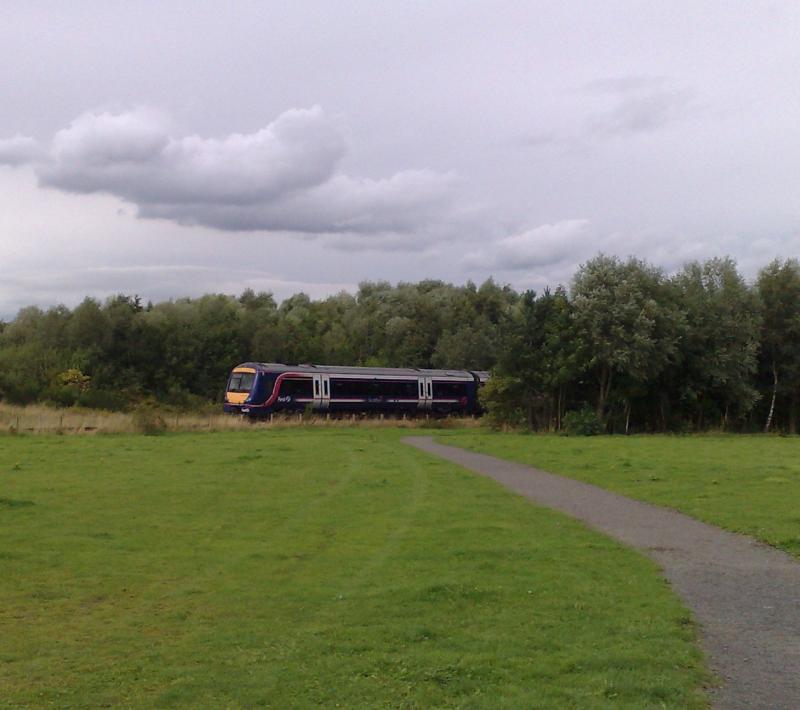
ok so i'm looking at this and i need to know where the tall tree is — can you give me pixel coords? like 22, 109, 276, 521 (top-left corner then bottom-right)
484, 287, 579, 430
674, 258, 762, 429
571, 255, 682, 423
757, 259, 800, 432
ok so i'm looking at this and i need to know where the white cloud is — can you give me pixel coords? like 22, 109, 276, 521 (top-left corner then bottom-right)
0, 106, 457, 241
464, 219, 591, 271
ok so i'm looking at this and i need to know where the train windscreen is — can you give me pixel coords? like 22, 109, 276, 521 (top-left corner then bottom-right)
228, 372, 256, 393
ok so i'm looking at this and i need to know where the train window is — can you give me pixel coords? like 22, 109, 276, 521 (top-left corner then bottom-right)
323, 379, 329, 396
331, 379, 366, 397
330, 378, 418, 398
314, 379, 320, 396
432, 381, 468, 399
229, 373, 255, 392
373, 380, 416, 398
280, 378, 313, 397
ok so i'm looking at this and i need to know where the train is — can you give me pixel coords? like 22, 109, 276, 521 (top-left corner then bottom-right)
223, 362, 489, 417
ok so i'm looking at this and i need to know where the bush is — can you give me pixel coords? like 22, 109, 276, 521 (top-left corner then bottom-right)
480, 376, 528, 430
161, 386, 208, 410
563, 406, 603, 436
43, 385, 80, 408
0, 378, 41, 405
77, 389, 129, 411
132, 405, 167, 435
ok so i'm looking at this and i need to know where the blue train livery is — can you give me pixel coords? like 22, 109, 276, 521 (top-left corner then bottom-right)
224, 362, 488, 417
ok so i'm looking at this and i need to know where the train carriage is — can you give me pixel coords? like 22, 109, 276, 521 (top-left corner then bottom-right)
224, 362, 488, 417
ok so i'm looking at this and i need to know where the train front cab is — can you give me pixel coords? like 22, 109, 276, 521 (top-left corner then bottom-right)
223, 366, 274, 415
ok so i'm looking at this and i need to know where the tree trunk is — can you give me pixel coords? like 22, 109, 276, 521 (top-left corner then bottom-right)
596, 366, 611, 421
624, 399, 631, 435
764, 361, 778, 433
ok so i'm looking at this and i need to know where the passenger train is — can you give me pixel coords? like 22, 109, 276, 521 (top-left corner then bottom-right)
224, 362, 489, 417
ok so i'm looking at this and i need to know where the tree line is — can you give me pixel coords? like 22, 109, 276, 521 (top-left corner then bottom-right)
1, 254, 799, 433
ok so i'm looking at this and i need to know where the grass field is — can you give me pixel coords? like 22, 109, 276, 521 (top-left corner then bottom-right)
438, 432, 800, 558
1, 429, 708, 708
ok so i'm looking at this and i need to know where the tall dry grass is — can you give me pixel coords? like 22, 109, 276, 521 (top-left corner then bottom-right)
0, 402, 482, 435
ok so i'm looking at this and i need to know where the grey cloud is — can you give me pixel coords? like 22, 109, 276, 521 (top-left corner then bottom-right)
1, 106, 457, 240
0, 134, 42, 164
520, 76, 696, 151
589, 88, 695, 137
137, 169, 457, 235
463, 219, 591, 271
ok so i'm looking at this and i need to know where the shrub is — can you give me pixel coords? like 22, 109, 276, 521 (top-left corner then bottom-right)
132, 405, 167, 435
44, 385, 80, 408
77, 389, 129, 411
563, 406, 603, 436
480, 376, 527, 430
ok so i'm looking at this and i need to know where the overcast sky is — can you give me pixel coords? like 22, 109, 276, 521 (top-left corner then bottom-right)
2, 1, 799, 318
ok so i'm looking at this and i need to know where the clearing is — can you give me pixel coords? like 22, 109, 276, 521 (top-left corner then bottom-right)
0, 429, 707, 708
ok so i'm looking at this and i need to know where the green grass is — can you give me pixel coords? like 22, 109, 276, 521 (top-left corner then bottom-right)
437, 431, 800, 558
1, 429, 708, 708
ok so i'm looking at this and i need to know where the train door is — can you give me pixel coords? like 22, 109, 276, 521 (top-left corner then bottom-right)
312, 374, 331, 410
418, 376, 433, 410
320, 374, 330, 410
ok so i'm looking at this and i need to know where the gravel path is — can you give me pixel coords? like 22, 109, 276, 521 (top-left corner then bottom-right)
403, 436, 800, 710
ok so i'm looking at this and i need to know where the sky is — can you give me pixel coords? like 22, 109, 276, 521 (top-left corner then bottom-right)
1, 1, 799, 318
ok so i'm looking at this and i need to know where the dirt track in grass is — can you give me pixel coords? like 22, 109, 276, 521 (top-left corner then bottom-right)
404, 436, 800, 710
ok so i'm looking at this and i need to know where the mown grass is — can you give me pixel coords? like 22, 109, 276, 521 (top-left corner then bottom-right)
437, 431, 800, 558
0, 429, 708, 708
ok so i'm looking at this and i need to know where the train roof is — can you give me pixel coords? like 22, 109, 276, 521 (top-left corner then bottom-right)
234, 362, 482, 380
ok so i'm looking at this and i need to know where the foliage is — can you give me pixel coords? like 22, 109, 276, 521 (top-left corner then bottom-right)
571, 255, 683, 422
562, 406, 603, 436
0, 282, 516, 410
0, 253, 797, 432
480, 375, 527, 429
0, 429, 708, 707
482, 287, 581, 430
757, 259, 800, 432
673, 258, 762, 429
